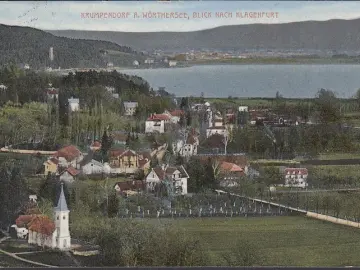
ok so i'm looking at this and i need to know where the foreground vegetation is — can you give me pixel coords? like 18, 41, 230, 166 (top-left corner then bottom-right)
68, 216, 360, 267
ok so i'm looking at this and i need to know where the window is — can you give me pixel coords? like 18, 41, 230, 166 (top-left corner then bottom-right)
63, 216, 66, 220
57, 216, 59, 220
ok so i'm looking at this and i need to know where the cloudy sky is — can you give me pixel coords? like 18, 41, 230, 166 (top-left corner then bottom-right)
1, 1, 360, 32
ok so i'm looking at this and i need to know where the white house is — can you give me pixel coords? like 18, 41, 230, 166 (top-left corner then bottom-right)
239, 106, 248, 112
105, 86, 115, 93
168, 60, 177, 67
27, 183, 71, 250
206, 126, 227, 138
46, 87, 59, 101
11, 225, 28, 239
59, 167, 80, 183
163, 109, 184, 124
144, 58, 155, 64
79, 158, 104, 175
0, 84, 7, 90
107, 62, 114, 68
172, 130, 199, 157
133, 60, 139, 66
68, 97, 80, 112
24, 64, 30, 70
145, 114, 170, 134
123, 102, 138, 116
284, 168, 308, 188
145, 164, 189, 195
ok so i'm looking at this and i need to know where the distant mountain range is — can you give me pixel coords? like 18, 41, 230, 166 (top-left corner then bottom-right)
0, 24, 143, 69
48, 19, 360, 52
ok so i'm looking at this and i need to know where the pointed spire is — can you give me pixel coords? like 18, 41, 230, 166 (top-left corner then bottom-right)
54, 182, 69, 212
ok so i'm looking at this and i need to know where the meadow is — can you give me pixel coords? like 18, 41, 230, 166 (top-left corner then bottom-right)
160, 216, 360, 266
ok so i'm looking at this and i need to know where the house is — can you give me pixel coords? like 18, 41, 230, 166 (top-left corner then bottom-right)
144, 58, 155, 64
112, 93, 119, 99
284, 168, 308, 188
0, 84, 7, 90
105, 86, 115, 93
173, 129, 199, 157
24, 64, 30, 70
206, 126, 227, 138
46, 87, 59, 101
164, 109, 184, 124
59, 167, 80, 183
145, 164, 189, 195
219, 162, 245, 187
109, 149, 139, 174
123, 102, 138, 116
133, 60, 139, 66
238, 106, 248, 112
90, 141, 101, 151
145, 114, 171, 134
107, 62, 114, 68
18, 183, 71, 250
114, 180, 145, 196
54, 145, 84, 168
68, 97, 80, 112
138, 151, 152, 174
78, 153, 104, 175
168, 60, 177, 67
43, 157, 59, 175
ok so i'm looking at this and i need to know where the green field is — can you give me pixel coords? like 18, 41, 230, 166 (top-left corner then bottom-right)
159, 216, 360, 266
310, 164, 360, 178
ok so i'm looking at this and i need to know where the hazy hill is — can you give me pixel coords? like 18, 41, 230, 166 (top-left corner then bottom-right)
0, 24, 144, 69
48, 19, 360, 52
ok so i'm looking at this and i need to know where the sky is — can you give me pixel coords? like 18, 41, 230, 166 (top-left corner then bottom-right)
1, 1, 360, 32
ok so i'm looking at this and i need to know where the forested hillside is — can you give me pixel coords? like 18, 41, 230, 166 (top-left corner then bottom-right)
0, 24, 143, 69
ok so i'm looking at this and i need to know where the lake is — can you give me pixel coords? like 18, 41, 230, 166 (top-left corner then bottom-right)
119, 64, 360, 98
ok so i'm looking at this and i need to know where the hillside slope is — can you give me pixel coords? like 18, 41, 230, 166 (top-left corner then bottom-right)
0, 24, 144, 69
48, 18, 360, 52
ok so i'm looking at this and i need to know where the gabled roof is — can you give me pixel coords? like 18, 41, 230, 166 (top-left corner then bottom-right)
147, 114, 170, 121
123, 101, 138, 108
28, 215, 55, 236
149, 165, 189, 181
91, 141, 101, 148
54, 183, 69, 212
110, 149, 137, 158
115, 180, 145, 192
221, 162, 244, 172
169, 110, 184, 117
16, 215, 36, 228
54, 145, 82, 162
44, 157, 59, 165
60, 166, 80, 177
46, 88, 59, 95
284, 168, 308, 175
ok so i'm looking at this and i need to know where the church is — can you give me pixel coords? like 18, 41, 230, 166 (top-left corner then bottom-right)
16, 183, 71, 250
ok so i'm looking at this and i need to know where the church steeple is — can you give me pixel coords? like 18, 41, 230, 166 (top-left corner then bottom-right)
54, 182, 68, 212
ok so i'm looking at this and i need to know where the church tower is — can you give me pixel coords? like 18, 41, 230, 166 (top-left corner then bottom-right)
54, 182, 71, 250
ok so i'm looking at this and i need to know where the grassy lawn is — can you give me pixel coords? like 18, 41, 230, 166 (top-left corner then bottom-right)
157, 216, 360, 266
309, 165, 360, 178
0, 253, 37, 267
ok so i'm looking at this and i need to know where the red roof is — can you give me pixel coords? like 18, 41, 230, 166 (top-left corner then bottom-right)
63, 166, 80, 176
170, 110, 184, 117
221, 162, 244, 172
110, 149, 137, 158
147, 114, 170, 121
16, 215, 36, 228
91, 141, 101, 147
115, 180, 145, 192
284, 168, 308, 175
54, 145, 82, 162
28, 215, 55, 236
46, 157, 59, 165
46, 88, 58, 95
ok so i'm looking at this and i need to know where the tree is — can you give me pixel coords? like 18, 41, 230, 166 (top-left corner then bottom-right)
38, 174, 58, 203
107, 192, 120, 218
101, 129, 113, 162
315, 89, 340, 123
0, 159, 29, 227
